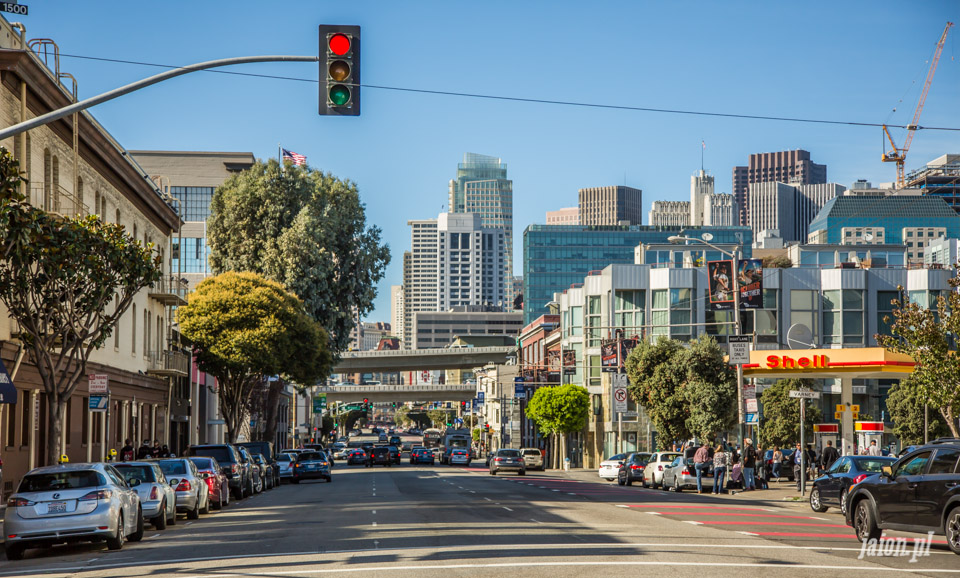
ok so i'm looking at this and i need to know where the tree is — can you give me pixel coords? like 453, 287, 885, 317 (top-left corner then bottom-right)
762, 255, 793, 269
0, 150, 162, 465
427, 409, 451, 428
758, 379, 822, 448
624, 335, 737, 448
876, 283, 960, 437
886, 377, 950, 445
525, 384, 590, 467
207, 159, 390, 353
177, 272, 331, 442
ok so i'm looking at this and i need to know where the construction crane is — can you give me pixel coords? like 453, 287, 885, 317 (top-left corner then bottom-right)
882, 21, 953, 188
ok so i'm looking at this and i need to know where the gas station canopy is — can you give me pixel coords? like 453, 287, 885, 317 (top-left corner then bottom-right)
742, 347, 915, 380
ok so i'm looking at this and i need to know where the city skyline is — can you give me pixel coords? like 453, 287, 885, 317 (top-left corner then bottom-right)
23, 1, 959, 322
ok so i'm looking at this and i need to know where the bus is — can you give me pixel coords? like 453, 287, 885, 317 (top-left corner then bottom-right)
422, 428, 442, 449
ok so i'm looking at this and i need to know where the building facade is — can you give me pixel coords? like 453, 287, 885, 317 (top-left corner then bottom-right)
436, 212, 505, 311
924, 236, 960, 267
905, 154, 960, 213
390, 285, 405, 348
748, 182, 843, 243
402, 219, 438, 348
410, 307, 523, 350
579, 185, 643, 226
648, 200, 690, 228
704, 193, 738, 226
546, 207, 579, 225
733, 149, 827, 225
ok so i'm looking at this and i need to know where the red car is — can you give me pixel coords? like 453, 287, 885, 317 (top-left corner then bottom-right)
188, 457, 230, 510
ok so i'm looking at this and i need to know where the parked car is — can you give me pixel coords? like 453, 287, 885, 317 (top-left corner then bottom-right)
845, 438, 960, 554
449, 449, 471, 466
765, 448, 797, 481
489, 449, 526, 476
809, 455, 895, 515
277, 453, 297, 482
520, 448, 545, 471
114, 462, 177, 529
237, 441, 278, 486
157, 458, 210, 519
346, 449, 368, 465
292, 451, 332, 483
184, 444, 251, 500
188, 457, 230, 510
234, 446, 261, 495
251, 454, 273, 490
599, 453, 627, 481
661, 454, 710, 492
366, 447, 393, 467
410, 448, 436, 465
642, 452, 682, 489
4, 463, 144, 560
617, 452, 652, 486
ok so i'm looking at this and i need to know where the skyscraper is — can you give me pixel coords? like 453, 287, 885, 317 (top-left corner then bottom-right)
390, 284, 404, 349
448, 153, 513, 309
578, 186, 643, 226
689, 170, 714, 227
402, 219, 438, 349
649, 201, 690, 227
747, 182, 844, 243
732, 149, 827, 225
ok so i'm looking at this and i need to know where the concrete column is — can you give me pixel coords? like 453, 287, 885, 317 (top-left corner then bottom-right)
121, 400, 129, 447
28, 389, 38, 470
0, 404, 5, 449
99, 410, 106, 461
841, 377, 855, 456
151, 404, 157, 442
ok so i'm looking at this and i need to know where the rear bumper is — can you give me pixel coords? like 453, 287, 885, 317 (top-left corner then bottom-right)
4, 505, 117, 546
141, 500, 164, 519
174, 491, 199, 511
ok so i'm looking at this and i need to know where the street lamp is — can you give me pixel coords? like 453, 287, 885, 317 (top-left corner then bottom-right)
669, 235, 746, 447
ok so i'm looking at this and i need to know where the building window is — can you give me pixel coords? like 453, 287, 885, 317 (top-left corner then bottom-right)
169, 186, 216, 221
21, 391, 30, 446
823, 289, 864, 345
586, 296, 602, 347
741, 289, 779, 343
790, 290, 819, 346
6, 397, 17, 447
566, 306, 583, 337
614, 290, 645, 336
132, 303, 137, 355
652, 288, 692, 341
877, 291, 899, 340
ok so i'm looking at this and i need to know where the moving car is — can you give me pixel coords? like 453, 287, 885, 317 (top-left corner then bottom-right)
188, 457, 230, 510
346, 449, 368, 465
845, 438, 960, 554
389, 435, 402, 448
114, 462, 177, 529
520, 448, 545, 471
4, 463, 144, 560
385, 445, 401, 464
157, 458, 210, 519
449, 449, 471, 466
617, 452, 652, 486
292, 451, 332, 483
599, 453, 627, 481
489, 449, 526, 476
809, 455, 895, 515
410, 448, 436, 465
642, 452, 681, 489
184, 444, 251, 500
366, 447, 393, 467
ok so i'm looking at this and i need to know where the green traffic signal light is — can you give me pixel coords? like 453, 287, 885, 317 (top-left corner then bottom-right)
329, 84, 350, 106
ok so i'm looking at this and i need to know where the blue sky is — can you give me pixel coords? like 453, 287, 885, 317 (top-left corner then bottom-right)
25, 1, 959, 321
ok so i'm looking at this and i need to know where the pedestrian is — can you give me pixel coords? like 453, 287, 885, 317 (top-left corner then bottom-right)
693, 444, 711, 494
120, 439, 135, 462
793, 442, 804, 490
772, 447, 783, 480
820, 440, 839, 471
741, 438, 757, 491
712, 444, 728, 494
806, 444, 818, 478
867, 440, 881, 456
151, 441, 161, 458
755, 445, 767, 489
161, 444, 171, 457
136, 440, 152, 460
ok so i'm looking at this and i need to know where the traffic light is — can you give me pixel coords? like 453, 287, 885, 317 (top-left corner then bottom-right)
318, 25, 360, 116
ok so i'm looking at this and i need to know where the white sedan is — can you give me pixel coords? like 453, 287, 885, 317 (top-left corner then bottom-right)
598, 453, 627, 481
642, 452, 682, 489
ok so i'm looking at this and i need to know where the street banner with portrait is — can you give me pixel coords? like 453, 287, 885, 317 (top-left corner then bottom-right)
563, 350, 576, 374
601, 340, 619, 372
738, 259, 763, 309
708, 260, 735, 310
546, 349, 561, 380
619, 338, 638, 370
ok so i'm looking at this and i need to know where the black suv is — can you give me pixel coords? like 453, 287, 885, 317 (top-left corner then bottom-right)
238, 441, 278, 486
845, 438, 960, 554
185, 444, 251, 500
366, 447, 392, 467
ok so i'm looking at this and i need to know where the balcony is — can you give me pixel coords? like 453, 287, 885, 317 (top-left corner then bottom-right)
148, 275, 188, 306
31, 184, 89, 219
146, 350, 189, 377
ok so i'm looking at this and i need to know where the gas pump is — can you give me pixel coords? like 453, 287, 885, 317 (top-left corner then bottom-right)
855, 421, 885, 454
812, 423, 838, 455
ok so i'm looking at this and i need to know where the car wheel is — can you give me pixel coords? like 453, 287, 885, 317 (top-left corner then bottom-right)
809, 487, 828, 513
292, 478, 300, 484
490, 469, 496, 476
946, 506, 960, 555
232, 487, 243, 501
326, 476, 332, 483
839, 489, 849, 517
187, 498, 200, 520
200, 492, 210, 515
4, 543, 25, 560
519, 469, 526, 476
617, 476, 625, 486
153, 501, 168, 529
106, 513, 125, 550
128, 508, 144, 542
625, 477, 633, 486
213, 492, 222, 510
853, 500, 882, 543
673, 478, 682, 493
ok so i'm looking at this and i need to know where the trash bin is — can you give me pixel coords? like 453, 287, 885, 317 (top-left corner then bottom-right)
564, 457, 570, 471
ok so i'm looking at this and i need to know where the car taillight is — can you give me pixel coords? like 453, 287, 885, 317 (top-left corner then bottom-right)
658, 465, 663, 471
79, 490, 112, 501
231, 464, 238, 474
495, 458, 503, 462
176, 480, 191, 492
149, 486, 159, 500
852, 474, 869, 485
681, 469, 690, 475
630, 465, 642, 470
7, 497, 34, 507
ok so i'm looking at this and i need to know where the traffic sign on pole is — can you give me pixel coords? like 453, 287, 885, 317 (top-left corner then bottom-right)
789, 390, 821, 399
727, 335, 751, 365
613, 386, 628, 413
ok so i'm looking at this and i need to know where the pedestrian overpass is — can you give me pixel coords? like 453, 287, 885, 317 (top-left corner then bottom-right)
331, 346, 514, 373
315, 383, 477, 403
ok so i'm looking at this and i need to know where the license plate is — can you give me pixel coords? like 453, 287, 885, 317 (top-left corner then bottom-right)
47, 501, 67, 514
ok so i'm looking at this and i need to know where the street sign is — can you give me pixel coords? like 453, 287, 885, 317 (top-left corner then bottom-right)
312, 395, 326, 413
789, 390, 821, 399
477, 391, 484, 405
89, 395, 108, 412
835, 411, 844, 420
613, 386, 628, 413
836, 404, 845, 413
745, 412, 759, 424
727, 335, 751, 365
850, 404, 860, 413
88, 374, 109, 394
745, 398, 758, 413
515, 383, 526, 399
0, 357, 16, 404
0, 3, 28, 16
743, 384, 756, 400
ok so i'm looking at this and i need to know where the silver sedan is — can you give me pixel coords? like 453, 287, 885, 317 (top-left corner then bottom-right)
157, 458, 210, 519
3, 463, 144, 560
114, 462, 177, 530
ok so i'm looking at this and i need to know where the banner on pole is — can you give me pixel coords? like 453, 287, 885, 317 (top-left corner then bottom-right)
738, 259, 763, 309
600, 341, 619, 372
708, 260, 735, 310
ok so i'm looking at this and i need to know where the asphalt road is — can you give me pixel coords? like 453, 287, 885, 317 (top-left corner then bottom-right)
1, 453, 958, 577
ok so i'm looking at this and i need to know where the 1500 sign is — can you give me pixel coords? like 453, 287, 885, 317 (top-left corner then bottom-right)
0, 3, 27, 15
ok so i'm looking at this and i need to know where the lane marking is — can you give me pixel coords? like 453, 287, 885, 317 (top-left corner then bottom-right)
737, 531, 760, 536
372, 522, 377, 527
697, 521, 847, 528
372, 510, 376, 515
621, 504, 772, 511
502, 506, 513, 511
683, 521, 703, 525
637, 512, 822, 519
469, 490, 476, 494
568, 493, 577, 496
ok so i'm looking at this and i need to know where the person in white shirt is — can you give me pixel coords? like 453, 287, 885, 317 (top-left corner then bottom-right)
867, 440, 881, 456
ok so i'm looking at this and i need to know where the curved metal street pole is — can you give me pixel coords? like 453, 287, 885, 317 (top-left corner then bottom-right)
0, 55, 319, 141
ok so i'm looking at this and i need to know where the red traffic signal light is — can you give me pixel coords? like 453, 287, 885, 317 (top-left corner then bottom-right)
319, 25, 360, 116
363, 398, 368, 403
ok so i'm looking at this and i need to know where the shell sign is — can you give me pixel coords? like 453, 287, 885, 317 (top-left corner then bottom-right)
765, 354, 829, 369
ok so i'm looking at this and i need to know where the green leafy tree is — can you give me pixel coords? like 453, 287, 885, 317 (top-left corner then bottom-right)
0, 150, 162, 465
177, 272, 331, 442
427, 409, 451, 428
758, 379, 822, 448
762, 255, 793, 269
525, 384, 590, 467
886, 377, 950, 445
624, 335, 736, 448
876, 284, 960, 437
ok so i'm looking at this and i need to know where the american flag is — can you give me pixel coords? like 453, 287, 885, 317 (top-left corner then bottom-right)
281, 148, 307, 166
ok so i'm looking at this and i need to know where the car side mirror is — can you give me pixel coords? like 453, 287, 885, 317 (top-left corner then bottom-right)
129, 478, 141, 487
881, 466, 893, 478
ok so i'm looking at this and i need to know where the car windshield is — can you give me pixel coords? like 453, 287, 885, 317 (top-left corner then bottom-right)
498, 450, 521, 458
188, 447, 233, 464
158, 460, 188, 476
522, 449, 541, 456
114, 465, 157, 483
20, 470, 104, 492
277, 454, 293, 462
300, 452, 323, 461
853, 457, 895, 472
188, 458, 215, 471
630, 453, 651, 463
605, 454, 626, 462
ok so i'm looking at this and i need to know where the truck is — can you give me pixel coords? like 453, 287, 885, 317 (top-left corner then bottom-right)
439, 428, 471, 465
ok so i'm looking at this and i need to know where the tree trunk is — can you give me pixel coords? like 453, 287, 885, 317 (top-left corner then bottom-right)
943, 406, 959, 438
261, 378, 284, 444
44, 392, 65, 466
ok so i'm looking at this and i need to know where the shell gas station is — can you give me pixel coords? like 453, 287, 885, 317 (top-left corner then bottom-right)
742, 347, 916, 456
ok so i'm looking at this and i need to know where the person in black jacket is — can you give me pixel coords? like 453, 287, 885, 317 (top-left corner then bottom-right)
820, 440, 839, 471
